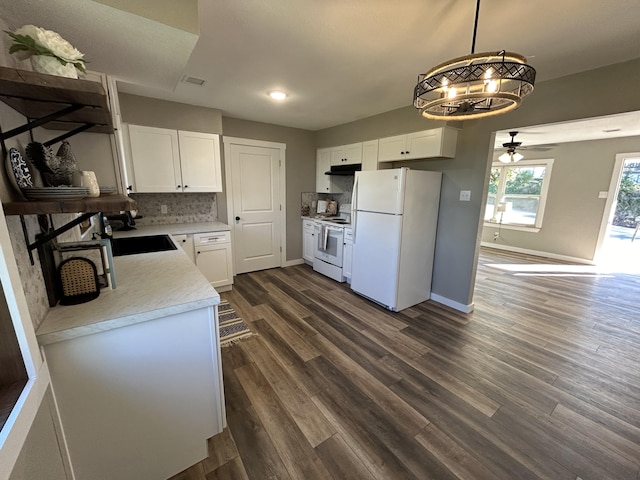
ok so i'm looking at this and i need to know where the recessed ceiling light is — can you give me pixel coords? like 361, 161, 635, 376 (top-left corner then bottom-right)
268, 91, 287, 100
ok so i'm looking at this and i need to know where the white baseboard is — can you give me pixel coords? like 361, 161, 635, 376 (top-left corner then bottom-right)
480, 242, 594, 265
284, 258, 305, 267
430, 293, 475, 313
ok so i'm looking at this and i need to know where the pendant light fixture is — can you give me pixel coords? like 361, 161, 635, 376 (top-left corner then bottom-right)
413, 0, 536, 120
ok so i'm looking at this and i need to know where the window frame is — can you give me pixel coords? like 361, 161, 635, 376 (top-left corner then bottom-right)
484, 158, 554, 232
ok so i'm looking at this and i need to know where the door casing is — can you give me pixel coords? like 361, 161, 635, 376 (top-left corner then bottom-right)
222, 137, 287, 274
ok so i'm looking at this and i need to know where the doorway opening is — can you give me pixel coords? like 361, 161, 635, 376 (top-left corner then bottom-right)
596, 153, 640, 272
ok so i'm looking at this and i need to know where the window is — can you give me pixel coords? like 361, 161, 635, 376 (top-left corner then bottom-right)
485, 159, 554, 230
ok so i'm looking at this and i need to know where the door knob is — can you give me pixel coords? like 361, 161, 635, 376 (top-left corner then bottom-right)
235, 216, 240, 221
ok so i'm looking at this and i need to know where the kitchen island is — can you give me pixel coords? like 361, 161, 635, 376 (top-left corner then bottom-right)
35, 242, 225, 480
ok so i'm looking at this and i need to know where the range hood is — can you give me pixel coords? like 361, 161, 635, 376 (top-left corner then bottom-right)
325, 164, 362, 175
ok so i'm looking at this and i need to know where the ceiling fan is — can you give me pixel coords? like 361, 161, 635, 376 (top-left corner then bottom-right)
496, 131, 554, 163
498, 131, 523, 163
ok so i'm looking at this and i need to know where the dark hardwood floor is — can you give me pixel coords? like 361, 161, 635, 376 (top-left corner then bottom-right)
169, 247, 640, 480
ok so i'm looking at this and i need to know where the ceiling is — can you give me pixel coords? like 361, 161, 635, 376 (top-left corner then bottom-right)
1, 0, 640, 134
494, 111, 640, 150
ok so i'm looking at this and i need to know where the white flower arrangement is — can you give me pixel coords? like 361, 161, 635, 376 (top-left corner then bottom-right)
6, 25, 86, 74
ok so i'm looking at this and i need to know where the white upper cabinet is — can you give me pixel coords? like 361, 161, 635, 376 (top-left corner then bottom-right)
378, 127, 458, 163
330, 142, 363, 166
362, 139, 379, 171
127, 125, 222, 193
316, 147, 342, 193
178, 131, 223, 192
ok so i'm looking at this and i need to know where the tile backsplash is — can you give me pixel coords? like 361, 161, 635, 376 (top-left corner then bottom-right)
130, 193, 218, 225
301, 175, 354, 216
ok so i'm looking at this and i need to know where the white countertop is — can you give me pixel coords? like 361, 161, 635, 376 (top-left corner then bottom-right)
114, 221, 230, 238
36, 222, 230, 346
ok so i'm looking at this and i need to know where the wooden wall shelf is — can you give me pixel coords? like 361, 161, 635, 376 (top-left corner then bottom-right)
2, 195, 137, 216
0, 66, 113, 134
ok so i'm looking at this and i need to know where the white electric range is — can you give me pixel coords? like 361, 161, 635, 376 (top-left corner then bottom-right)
312, 205, 351, 282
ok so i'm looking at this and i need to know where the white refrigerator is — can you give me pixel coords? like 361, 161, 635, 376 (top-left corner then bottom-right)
350, 167, 442, 311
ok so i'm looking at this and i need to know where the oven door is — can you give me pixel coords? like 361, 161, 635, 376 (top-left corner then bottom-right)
314, 223, 344, 267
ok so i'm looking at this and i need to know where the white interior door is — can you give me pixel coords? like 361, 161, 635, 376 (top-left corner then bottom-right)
229, 143, 282, 273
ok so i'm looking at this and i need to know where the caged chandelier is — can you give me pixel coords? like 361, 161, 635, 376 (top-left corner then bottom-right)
413, 0, 536, 120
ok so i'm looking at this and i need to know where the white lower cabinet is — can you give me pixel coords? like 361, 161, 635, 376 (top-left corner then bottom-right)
173, 234, 195, 264
194, 231, 233, 291
302, 219, 315, 264
43, 306, 224, 480
343, 227, 353, 282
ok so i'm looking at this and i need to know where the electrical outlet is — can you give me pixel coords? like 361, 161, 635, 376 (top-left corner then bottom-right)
459, 190, 471, 202
161, 204, 168, 214
493, 232, 499, 241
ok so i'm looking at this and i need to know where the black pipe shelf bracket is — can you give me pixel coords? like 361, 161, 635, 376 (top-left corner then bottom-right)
21, 212, 97, 265
0, 103, 84, 143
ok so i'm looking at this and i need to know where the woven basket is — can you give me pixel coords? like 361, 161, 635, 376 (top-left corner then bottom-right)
58, 257, 100, 305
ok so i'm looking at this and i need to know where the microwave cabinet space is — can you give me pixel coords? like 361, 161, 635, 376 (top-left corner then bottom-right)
125, 125, 222, 193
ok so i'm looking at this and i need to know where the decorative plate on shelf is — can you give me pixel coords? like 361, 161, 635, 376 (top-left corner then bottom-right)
21, 186, 90, 200
5, 147, 34, 192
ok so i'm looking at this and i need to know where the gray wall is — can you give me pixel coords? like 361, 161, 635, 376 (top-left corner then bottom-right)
315, 57, 640, 307
221, 117, 316, 261
119, 92, 223, 133
118, 95, 318, 262
483, 135, 640, 260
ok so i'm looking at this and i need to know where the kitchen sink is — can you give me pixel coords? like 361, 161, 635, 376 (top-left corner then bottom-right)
111, 234, 177, 257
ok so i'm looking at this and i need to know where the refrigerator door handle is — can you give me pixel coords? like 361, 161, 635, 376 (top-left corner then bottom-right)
351, 173, 359, 243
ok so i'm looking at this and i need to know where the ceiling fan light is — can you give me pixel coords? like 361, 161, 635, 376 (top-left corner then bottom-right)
512, 152, 524, 162
498, 152, 512, 163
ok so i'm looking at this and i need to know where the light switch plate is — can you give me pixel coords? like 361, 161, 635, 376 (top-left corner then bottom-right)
460, 190, 471, 202
598, 191, 608, 199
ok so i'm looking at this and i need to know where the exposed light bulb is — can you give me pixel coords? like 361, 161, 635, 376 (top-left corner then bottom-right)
268, 90, 287, 100
447, 87, 457, 99
486, 80, 497, 93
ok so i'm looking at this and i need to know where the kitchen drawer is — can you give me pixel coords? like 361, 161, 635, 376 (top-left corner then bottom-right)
344, 227, 353, 243
194, 231, 231, 246
303, 219, 316, 233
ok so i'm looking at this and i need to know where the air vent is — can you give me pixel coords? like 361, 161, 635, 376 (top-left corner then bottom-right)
181, 75, 206, 86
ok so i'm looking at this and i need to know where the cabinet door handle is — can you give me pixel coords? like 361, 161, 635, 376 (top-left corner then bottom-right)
235, 216, 240, 221
184, 185, 189, 189
176, 185, 181, 189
